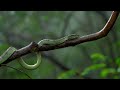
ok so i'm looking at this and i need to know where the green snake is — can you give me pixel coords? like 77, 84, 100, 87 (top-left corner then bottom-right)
0, 34, 79, 70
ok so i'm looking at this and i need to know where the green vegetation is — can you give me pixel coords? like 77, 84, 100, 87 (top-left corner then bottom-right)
0, 11, 120, 79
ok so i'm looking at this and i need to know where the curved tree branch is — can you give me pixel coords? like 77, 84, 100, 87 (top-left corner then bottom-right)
0, 11, 119, 66
39, 11, 119, 50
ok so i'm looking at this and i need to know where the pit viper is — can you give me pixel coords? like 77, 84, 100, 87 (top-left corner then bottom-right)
0, 34, 79, 70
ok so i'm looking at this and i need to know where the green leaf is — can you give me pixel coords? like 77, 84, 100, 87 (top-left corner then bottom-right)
81, 63, 106, 76
100, 68, 116, 78
115, 57, 120, 66
57, 70, 77, 79
91, 53, 106, 63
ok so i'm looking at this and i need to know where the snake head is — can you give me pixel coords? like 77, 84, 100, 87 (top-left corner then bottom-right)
67, 34, 79, 40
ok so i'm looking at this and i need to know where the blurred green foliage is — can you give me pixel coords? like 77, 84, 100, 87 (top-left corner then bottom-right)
0, 11, 120, 79
91, 53, 107, 63
57, 69, 77, 79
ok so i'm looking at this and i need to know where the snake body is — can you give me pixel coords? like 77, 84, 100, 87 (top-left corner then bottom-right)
0, 47, 16, 64
38, 34, 79, 46
0, 47, 41, 70
0, 34, 79, 70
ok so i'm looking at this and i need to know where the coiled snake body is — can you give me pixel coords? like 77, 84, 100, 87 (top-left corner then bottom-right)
0, 34, 79, 70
